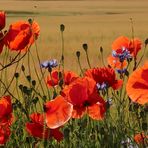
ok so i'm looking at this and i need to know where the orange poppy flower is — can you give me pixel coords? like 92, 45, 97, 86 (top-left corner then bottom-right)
62, 77, 106, 120
112, 36, 142, 58
126, 61, 148, 105
0, 123, 11, 145
26, 113, 63, 141
4, 20, 40, 51
46, 70, 78, 87
0, 96, 12, 121
85, 67, 123, 90
0, 11, 5, 31
107, 55, 127, 70
44, 95, 73, 129
134, 133, 148, 144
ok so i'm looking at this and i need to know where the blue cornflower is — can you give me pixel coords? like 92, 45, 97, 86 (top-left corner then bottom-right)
112, 47, 132, 62
96, 82, 108, 91
116, 68, 127, 74
41, 59, 58, 69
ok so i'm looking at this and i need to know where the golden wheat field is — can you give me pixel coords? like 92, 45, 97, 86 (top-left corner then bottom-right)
0, 0, 148, 71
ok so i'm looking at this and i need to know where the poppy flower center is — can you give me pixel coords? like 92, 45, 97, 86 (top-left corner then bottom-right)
83, 101, 90, 107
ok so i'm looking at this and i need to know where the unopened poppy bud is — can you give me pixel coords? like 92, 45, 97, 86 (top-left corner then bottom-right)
144, 38, 148, 47
21, 65, 25, 71
60, 24, 65, 32
32, 80, 36, 86
26, 75, 31, 82
32, 97, 39, 104
100, 46, 103, 53
19, 84, 23, 90
14, 72, 19, 78
28, 18, 33, 25
83, 43, 88, 52
23, 86, 28, 94
76, 51, 80, 58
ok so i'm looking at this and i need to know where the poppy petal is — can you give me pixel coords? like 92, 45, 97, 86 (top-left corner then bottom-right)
87, 102, 106, 120
126, 61, 148, 105
44, 95, 73, 129
72, 106, 86, 119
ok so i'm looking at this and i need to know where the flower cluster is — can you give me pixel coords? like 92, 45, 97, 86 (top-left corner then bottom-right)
0, 11, 147, 147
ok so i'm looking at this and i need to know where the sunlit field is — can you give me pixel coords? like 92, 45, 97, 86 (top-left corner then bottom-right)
0, 1, 148, 147
0, 0, 148, 71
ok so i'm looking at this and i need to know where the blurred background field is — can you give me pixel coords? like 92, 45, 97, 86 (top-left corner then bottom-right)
0, 0, 148, 72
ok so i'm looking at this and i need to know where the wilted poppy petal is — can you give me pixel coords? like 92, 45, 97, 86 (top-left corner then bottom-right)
126, 61, 148, 105
44, 95, 73, 129
87, 102, 106, 120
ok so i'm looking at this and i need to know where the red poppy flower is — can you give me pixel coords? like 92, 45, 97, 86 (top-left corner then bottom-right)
62, 77, 106, 120
0, 11, 5, 31
44, 95, 73, 129
26, 113, 63, 141
4, 20, 40, 51
107, 55, 127, 70
85, 67, 123, 90
112, 36, 142, 57
134, 133, 148, 144
0, 96, 12, 121
0, 32, 4, 54
126, 61, 148, 105
46, 70, 78, 87
0, 123, 11, 145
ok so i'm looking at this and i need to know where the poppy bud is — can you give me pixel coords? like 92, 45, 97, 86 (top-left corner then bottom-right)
145, 38, 148, 47
82, 43, 88, 52
76, 51, 80, 58
100, 46, 103, 53
26, 75, 31, 82
60, 24, 65, 32
14, 72, 19, 78
28, 18, 33, 25
32, 80, 36, 86
0, 11, 6, 31
21, 65, 25, 71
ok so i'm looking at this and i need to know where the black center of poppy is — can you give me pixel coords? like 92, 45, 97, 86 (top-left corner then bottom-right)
83, 101, 90, 107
